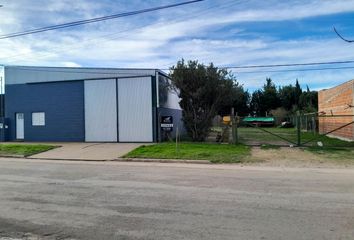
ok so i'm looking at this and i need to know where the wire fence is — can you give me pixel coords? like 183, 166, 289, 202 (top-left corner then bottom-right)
210, 113, 354, 148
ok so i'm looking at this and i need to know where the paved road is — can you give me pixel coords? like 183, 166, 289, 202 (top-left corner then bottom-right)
0, 158, 353, 240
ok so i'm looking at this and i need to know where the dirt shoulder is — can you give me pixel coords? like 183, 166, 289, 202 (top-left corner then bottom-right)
248, 147, 354, 168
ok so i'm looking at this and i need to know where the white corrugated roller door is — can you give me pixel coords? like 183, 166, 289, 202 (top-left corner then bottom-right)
84, 79, 118, 142
118, 77, 153, 142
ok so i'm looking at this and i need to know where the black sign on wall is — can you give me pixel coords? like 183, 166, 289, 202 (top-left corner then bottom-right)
161, 116, 173, 132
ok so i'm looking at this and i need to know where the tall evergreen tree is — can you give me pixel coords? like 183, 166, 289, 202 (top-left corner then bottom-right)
250, 78, 281, 116
250, 90, 263, 116
294, 79, 303, 106
278, 85, 296, 111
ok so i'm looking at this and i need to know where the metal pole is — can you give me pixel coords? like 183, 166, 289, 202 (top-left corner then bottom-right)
157, 112, 161, 142
311, 116, 316, 134
296, 111, 301, 146
176, 125, 179, 157
235, 112, 239, 144
231, 108, 235, 144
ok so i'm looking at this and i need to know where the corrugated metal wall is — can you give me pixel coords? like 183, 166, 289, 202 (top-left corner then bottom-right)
84, 79, 118, 142
4, 66, 156, 85
5, 81, 85, 141
118, 77, 153, 142
4, 67, 162, 142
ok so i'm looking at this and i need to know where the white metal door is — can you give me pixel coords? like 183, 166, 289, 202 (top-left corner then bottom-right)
118, 77, 153, 142
16, 113, 24, 140
84, 79, 118, 142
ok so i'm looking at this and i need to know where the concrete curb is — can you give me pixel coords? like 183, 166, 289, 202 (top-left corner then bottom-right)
0, 156, 212, 164
116, 158, 211, 164
1, 154, 26, 158
25, 157, 114, 162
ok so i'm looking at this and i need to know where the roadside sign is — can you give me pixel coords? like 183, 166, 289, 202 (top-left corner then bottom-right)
161, 116, 173, 132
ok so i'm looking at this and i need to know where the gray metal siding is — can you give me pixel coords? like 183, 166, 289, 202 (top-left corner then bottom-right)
118, 77, 153, 142
5, 81, 84, 141
84, 79, 117, 142
158, 107, 185, 140
5, 66, 157, 85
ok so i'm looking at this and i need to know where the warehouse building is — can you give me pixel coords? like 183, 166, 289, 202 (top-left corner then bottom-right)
318, 79, 354, 141
2, 66, 183, 142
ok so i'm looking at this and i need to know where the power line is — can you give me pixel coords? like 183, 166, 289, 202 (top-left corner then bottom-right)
333, 27, 354, 43
0, 0, 204, 40
6, 64, 354, 75
1, 0, 241, 62
162, 60, 354, 70
223, 60, 354, 69
235, 65, 354, 74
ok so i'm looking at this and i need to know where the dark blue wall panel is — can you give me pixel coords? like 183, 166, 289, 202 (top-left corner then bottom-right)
5, 81, 84, 141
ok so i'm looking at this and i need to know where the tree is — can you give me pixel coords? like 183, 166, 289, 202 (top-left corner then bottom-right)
294, 79, 302, 106
250, 78, 318, 116
299, 87, 318, 113
250, 78, 280, 116
170, 59, 234, 141
250, 90, 263, 116
218, 80, 250, 116
262, 78, 281, 114
278, 85, 296, 111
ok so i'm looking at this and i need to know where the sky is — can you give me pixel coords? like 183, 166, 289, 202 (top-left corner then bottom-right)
0, 0, 354, 91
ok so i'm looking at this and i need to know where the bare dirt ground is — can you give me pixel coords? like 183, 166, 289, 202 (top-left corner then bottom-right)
249, 147, 354, 168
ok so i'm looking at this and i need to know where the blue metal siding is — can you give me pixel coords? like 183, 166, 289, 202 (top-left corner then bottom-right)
5, 81, 84, 141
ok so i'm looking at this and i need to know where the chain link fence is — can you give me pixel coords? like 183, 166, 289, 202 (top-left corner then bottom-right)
210, 113, 354, 148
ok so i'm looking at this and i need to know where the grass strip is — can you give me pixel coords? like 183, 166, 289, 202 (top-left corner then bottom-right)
0, 144, 57, 157
124, 142, 251, 163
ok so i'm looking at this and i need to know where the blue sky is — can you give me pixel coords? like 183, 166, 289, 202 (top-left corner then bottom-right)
0, 0, 354, 91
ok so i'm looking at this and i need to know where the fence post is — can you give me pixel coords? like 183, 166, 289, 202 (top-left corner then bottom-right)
235, 112, 239, 144
311, 116, 315, 134
176, 125, 179, 156
231, 108, 235, 144
296, 111, 301, 146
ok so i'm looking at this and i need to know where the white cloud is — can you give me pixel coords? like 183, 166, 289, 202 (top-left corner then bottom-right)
60, 61, 82, 67
0, 0, 354, 90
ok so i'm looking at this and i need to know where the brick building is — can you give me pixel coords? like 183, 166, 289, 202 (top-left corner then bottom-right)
318, 79, 354, 141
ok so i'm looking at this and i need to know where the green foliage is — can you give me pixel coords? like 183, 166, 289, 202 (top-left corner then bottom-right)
294, 79, 303, 105
251, 78, 318, 116
299, 90, 318, 112
170, 59, 236, 141
124, 142, 251, 163
278, 85, 296, 110
168, 59, 319, 140
218, 81, 250, 116
250, 78, 281, 116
